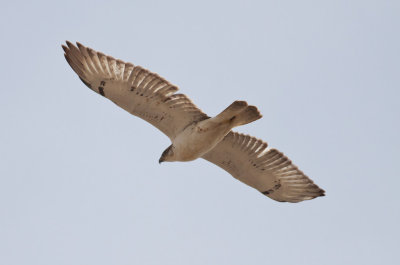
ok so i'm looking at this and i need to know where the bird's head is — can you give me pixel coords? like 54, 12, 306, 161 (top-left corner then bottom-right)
159, 145, 175, 163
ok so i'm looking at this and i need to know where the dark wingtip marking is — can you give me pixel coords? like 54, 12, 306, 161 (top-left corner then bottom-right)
76, 42, 84, 49
66, 40, 74, 48
62, 45, 68, 53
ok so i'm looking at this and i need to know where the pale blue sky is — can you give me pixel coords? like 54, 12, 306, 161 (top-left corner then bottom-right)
1, 0, 399, 264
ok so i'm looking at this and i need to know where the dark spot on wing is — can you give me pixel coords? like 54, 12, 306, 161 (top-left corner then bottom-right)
262, 181, 281, 196
98, 87, 105, 96
130, 86, 135, 91
100, 81, 106, 86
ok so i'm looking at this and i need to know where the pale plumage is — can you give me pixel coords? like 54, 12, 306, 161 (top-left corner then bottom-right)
62, 41, 325, 203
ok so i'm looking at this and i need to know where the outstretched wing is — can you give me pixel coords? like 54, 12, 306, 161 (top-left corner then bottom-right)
202, 132, 325, 202
62, 41, 208, 140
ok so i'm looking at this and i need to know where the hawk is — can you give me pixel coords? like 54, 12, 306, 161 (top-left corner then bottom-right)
62, 41, 325, 203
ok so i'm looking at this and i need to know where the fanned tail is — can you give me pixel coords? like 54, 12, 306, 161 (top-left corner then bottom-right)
231, 105, 262, 127
213, 100, 262, 127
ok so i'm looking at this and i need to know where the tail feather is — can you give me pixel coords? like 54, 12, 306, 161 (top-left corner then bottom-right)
231, 105, 262, 127
213, 101, 248, 123
214, 100, 262, 128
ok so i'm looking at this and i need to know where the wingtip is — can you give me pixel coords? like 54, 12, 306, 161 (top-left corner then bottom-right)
318, 185, 326, 196
61, 44, 68, 53
65, 40, 74, 48
311, 189, 325, 200
76, 41, 84, 49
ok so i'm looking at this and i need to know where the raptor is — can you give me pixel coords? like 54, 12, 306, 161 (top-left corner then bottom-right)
62, 41, 325, 203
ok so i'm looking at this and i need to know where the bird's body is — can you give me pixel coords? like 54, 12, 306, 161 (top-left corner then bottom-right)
166, 100, 261, 162
62, 41, 325, 203
172, 120, 232, 162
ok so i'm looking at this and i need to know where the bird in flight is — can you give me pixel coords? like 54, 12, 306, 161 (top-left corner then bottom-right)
62, 41, 325, 203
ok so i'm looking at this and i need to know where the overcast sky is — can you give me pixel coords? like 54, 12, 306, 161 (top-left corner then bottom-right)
1, 0, 399, 264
